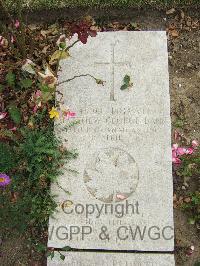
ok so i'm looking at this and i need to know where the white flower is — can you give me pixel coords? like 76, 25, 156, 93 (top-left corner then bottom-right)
22, 59, 36, 74
56, 34, 67, 50
0, 36, 8, 49
38, 66, 57, 88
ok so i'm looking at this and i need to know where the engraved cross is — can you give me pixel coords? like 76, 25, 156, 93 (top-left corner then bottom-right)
95, 41, 131, 101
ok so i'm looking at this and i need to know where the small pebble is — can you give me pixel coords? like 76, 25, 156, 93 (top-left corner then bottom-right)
183, 182, 189, 188
187, 62, 192, 67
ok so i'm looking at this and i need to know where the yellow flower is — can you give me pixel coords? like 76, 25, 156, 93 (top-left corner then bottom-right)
49, 107, 59, 119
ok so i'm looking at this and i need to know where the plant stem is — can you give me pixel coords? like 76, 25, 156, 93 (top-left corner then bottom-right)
58, 74, 97, 85
66, 40, 80, 51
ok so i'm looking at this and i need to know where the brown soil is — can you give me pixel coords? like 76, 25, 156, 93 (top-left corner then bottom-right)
0, 6, 199, 266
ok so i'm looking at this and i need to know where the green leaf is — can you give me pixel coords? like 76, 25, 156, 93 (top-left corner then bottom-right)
40, 84, 49, 92
8, 105, 21, 124
20, 79, 33, 89
42, 91, 53, 102
120, 84, 128, 90
46, 251, 51, 257
6, 71, 15, 87
50, 251, 54, 260
60, 254, 65, 261
49, 50, 70, 65
60, 42, 67, 50
0, 84, 5, 92
35, 243, 47, 252
62, 246, 71, 251
123, 75, 130, 85
188, 218, 195, 225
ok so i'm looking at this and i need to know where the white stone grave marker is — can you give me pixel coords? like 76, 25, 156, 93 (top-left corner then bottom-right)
48, 31, 174, 265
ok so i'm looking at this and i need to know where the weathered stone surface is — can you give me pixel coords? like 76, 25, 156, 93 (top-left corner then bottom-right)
48, 252, 175, 266
48, 32, 174, 251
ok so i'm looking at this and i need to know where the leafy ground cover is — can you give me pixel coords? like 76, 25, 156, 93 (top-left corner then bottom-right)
0, 2, 100, 263
0, 1, 199, 265
3, 0, 200, 11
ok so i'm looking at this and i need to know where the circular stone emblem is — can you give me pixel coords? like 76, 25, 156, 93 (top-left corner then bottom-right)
83, 148, 139, 203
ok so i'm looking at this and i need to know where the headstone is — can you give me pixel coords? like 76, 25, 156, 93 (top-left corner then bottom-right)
48, 32, 174, 264
48, 252, 175, 266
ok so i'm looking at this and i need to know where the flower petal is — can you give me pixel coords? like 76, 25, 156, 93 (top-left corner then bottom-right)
172, 143, 178, 151
192, 140, 199, 148
172, 150, 177, 159
177, 147, 187, 156
14, 20, 20, 29
116, 194, 126, 200
0, 112, 7, 120
185, 148, 194, 155
172, 157, 181, 164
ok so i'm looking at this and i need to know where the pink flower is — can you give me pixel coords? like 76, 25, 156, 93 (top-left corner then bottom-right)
10, 127, 17, 131
172, 150, 177, 160
116, 194, 127, 200
172, 144, 185, 164
176, 147, 187, 156
0, 112, 7, 120
14, 20, 20, 29
31, 90, 42, 113
172, 143, 178, 150
172, 147, 181, 164
11, 35, 15, 43
172, 157, 181, 164
64, 111, 76, 119
33, 106, 38, 113
172, 142, 196, 165
192, 140, 199, 148
185, 148, 194, 155
35, 90, 41, 97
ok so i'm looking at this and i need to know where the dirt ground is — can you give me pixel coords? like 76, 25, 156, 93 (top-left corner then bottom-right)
0, 6, 199, 266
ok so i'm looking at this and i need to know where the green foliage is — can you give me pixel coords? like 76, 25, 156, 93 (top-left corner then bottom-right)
19, 78, 33, 89
177, 149, 200, 177
173, 118, 185, 128
123, 74, 130, 84
120, 74, 132, 90
3, 0, 199, 11
60, 254, 65, 260
47, 246, 71, 262
39, 83, 54, 102
8, 105, 22, 124
0, 126, 78, 237
0, 129, 16, 141
6, 71, 16, 88
0, 142, 17, 172
4, 71, 33, 91
64, 120, 80, 131
0, 84, 5, 92
182, 192, 200, 225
